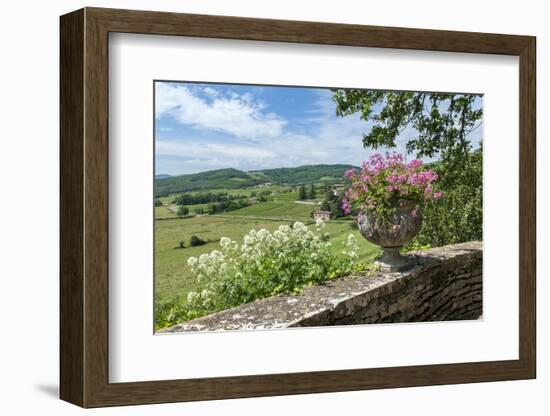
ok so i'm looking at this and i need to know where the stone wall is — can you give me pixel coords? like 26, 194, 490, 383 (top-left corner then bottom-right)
161, 241, 482, 333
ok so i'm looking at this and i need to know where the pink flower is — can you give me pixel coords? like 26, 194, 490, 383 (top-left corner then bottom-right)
342, 199, 351, 215
386, 185, 398, 192
344, 168, 357, 179
407, 159, 423, 169
342, 153, 441, 215
388, 171, 399, 183
369, 153, 383, 163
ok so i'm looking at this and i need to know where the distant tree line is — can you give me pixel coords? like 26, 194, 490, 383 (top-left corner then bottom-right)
206, 199, 251, 214
172, 192, 246, 206
251, 190, 273, 202
298, 183, 318, 200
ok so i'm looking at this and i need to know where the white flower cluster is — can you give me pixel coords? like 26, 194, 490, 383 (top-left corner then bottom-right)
344, 234, 358, 259
184, 222, 359, 315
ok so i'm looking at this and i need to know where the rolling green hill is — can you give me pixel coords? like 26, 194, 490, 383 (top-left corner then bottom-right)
155, 164, 355, 197
249, 164, 355, 185
155, 168, 263, 196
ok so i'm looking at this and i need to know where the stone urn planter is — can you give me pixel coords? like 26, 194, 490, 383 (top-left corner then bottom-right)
357, 200, 422, 272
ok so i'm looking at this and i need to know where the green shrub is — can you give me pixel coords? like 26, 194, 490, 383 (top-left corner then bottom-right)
177, 206, 189, 217
189, 235, 206, 247
407, 147, 482, 248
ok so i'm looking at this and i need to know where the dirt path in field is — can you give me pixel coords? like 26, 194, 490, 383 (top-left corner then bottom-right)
167, 204, 179, 213
210, 214, 309, 222
293, 200, 320, 205
155, 213, 309, 222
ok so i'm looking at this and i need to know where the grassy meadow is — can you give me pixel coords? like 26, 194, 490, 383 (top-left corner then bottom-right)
154, 180, 380, 307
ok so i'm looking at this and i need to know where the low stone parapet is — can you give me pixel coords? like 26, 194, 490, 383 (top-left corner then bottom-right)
161, 241, 482, 333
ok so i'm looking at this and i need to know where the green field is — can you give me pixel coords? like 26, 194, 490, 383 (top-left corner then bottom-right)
225, 200, 314, 219
154, 166, 378, 313
155, 206, 177, 218
155, 211, 380, 305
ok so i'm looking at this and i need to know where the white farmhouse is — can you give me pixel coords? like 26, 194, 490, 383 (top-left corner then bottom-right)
313, 211, 331, 222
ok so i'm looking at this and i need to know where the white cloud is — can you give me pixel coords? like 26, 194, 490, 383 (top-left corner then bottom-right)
155, 83, 286, 140
155, 89, 375, 175
156, 140, 275, 160
156, 86, 460, 175
202, 87, 219, 98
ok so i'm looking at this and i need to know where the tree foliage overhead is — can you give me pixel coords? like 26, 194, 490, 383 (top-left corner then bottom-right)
332, 90, 482, 168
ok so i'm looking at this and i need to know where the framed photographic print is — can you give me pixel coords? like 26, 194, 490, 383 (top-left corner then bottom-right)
60, 7, 536, 408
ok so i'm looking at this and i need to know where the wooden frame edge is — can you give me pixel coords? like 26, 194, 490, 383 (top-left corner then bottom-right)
60, 7, 536, 408
60, 8, 85, 407
518, 36, 537, 379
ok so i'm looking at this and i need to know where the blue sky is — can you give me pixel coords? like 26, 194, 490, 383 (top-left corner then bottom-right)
155, 81, 482, 175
